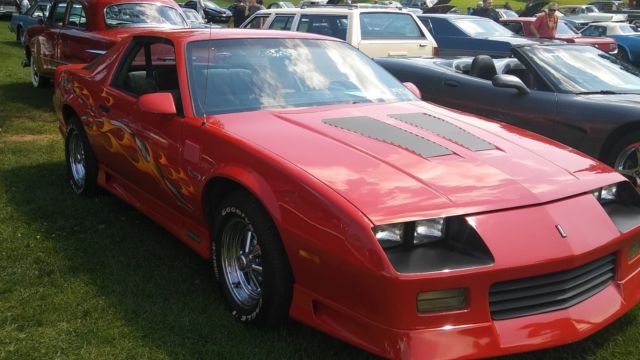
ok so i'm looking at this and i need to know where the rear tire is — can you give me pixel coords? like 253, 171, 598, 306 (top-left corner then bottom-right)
606, 132, 640, 188
212, 191, 293, 327
65, 116, 98, 196
31, 53, 50, 88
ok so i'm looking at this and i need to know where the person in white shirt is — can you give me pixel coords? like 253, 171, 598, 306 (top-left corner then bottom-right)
20, 0, 30, 14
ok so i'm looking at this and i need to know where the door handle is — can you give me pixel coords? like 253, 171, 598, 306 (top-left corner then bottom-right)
98, 103, 110, 113
444, 80, 459, 88
419, 43, 428, 47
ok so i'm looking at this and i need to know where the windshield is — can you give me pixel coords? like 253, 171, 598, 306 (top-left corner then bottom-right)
452, 18, 514, 37
525, 45, 640, 93
556, 21, 578, 35
617, 24, 640, 34
187, 38, 416, 116
104, 3, 187, 27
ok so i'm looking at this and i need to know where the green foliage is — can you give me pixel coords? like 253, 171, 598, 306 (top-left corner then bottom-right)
0, 17, 637, 360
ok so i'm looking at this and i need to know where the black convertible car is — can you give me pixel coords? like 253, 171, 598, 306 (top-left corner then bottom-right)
376, 43, 640, 185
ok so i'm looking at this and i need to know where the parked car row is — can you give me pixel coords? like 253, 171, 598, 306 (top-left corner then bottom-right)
5, 2, 640, 359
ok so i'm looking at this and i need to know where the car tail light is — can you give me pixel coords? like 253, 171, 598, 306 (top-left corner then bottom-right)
610, 43, 618, 53
433, 46, 440, 57
417, 288, 467, 313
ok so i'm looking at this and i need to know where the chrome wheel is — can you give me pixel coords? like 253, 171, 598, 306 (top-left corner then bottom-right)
220, 218, 263, 310
614, 142, 640, 186
68, 130, 86, 190
30, 55, 43, 88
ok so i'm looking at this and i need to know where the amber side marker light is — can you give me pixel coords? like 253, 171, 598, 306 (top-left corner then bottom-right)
628, 239, 640, 262
417, 288, 467, 313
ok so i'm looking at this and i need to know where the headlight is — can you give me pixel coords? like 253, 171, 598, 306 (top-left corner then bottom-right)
373, 217, 445, 249
593, 182, 640, 233
414, 218, 445, 245
592, 183, 618, 204
372, 217, 494, 273
373, 223, 405, 249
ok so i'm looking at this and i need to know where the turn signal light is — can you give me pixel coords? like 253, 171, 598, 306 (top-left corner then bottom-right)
417, 288, 467, 313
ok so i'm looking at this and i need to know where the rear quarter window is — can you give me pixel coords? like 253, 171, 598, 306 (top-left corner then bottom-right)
360, 13, 423, 39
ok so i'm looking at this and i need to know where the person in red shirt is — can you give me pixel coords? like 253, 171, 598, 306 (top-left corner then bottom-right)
530, 2, 559, 38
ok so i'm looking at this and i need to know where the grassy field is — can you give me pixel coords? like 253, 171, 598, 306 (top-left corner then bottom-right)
0, 13, 639, 360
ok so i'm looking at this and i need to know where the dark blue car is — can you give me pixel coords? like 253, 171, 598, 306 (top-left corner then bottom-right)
8, 1, 50, 45
418, 14, 548, 57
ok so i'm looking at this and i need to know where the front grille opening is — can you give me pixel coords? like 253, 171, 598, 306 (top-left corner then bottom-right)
489, 255, 616, 320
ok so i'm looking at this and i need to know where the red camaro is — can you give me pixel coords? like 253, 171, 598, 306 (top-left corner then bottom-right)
501, 17, 619, 54
53, 29, 640, 359
24, 0, 188, 88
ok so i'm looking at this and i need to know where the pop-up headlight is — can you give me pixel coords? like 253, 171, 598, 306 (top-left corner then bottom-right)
414, 218, 445, 245
372, 217, 494, 273
593, 182, 640, 233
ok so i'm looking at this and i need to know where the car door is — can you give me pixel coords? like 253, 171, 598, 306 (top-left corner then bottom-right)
36, 0, 66, 73
99, 38, 194, 215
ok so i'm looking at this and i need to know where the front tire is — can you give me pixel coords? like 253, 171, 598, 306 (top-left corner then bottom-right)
65, 116, 98, 196
31, 54, 50, 88
607, 132, 640, 188
213, 191, 293, 327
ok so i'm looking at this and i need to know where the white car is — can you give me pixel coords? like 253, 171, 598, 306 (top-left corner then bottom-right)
559, 5, 628, 23
240, 4, 438, 57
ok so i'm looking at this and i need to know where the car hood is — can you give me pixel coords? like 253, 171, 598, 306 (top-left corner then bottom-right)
216, 101, 622, 224
563, 35, 614, 44
482, 36, 550, 45
579, 93, 640, 105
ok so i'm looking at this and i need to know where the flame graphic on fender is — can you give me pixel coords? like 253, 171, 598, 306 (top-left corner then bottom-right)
65, 78, 195, 209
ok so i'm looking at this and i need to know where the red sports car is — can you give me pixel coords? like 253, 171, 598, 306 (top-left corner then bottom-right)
53, 29, 640, 359
501, 17, 619, 54
24, 0, 188, 88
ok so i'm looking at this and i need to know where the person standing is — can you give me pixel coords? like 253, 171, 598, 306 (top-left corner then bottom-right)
473, 0, 500, 22
232, 0, 248, 28
247, 0, 264, 16
530, 2, 559, 38
20, 0, 30, 14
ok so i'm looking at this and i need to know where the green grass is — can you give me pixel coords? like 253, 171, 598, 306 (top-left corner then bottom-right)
0, 15, 638, 360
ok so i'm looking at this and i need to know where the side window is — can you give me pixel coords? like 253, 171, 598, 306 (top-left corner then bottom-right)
582, 26, 605, 37
67, 2, 87, 29
48, 2, 67, 26
184, 1, 197, 10
360, 13, 423, 39
269, 15, 294, 30
297, 15, 348, 41
419, 18, 433, 35
244, 15, 269, 29
112, 40, 179, 100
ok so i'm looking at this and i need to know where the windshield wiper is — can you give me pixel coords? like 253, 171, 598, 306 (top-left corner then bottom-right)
576, 90, 620, 95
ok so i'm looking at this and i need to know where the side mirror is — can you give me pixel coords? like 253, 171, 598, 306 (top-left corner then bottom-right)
403, 82, 422, 99
491, 74, 530, 94
138, 92, 177, 115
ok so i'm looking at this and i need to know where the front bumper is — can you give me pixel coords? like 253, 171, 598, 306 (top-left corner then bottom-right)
291, 192, 640, 359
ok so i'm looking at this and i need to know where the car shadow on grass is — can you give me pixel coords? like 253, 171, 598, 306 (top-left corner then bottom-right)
0, 82, 53, 113
0, 161, 378, 360
0, 40, 22, 49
